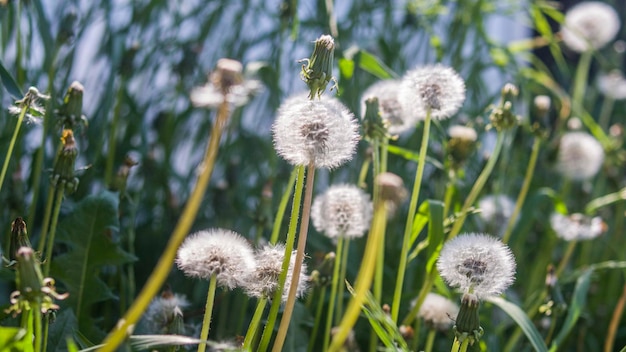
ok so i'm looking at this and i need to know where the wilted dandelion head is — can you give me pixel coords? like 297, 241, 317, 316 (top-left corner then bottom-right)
311, 184, 373, 239
272, 94, 359, 169
144, 290, 189, 334
478, 194, 516, 236
561, 1, 620, 53
190, 58, 261, 108
550, 213, 606, 241
244, 244, 308, 302
399, 64, 466, 120
597, 70, 626, 100
8, 86, 50, 124
556, 131, 604, 181
176, 229, 256, 289
437, 233, 516, 299
415, 293, 459, 331
361, 80, 415, 135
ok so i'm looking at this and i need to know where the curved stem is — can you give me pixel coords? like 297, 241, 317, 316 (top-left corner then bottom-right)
323, 235, 344, 351
392, 111, 431, 323
605, 283, 626, 352
270, 168, 298, 244
502, 137, 541, 243
243, 298, 267, 350
272, 162, 316, 352
43, 188, 65, 277
198, 274, 218, 352
0, 105, 26, 194
100, 101, 231, 352
585, 187, 626, 214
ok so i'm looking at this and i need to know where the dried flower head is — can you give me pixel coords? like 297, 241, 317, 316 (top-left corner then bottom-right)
399, 64, 466, 120
561, 1, 620, 53
597, 70, 626, 100
311, 184, 373, 239
176, 229, 256, 289
244, 244, 308, 302
437, 233, 516, 299
272, 94, 359, 168
415, 293, 459, 331
144, 290, 189, 335
550, 213, 606, 241
556, 131, 604, 181
361, 80, 415, 135
478, 194, 516, 237
190, 58, 261, 108
8, 86, 49, 124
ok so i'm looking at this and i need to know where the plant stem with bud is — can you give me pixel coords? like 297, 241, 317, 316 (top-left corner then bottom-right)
0, 104, 27, 194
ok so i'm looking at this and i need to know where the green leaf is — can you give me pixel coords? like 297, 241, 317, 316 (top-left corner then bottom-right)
387, 145, 445, 170
0, 60, 23, 98
549, 269, 593, 351
51, 191, 136, 339
338, 58, 355, 79
46, 309, 78, 352
486, 296, 548, 352
0, 326, 33, 352
358, 50, 398, 79
425, 200, 444, 273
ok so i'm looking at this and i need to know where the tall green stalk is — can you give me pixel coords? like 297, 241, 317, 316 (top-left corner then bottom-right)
323, 235, 344, 351
198, 274, 218, 352
0, 104, 27, 194
243, 297, 268, 350
43, 188, 64, 277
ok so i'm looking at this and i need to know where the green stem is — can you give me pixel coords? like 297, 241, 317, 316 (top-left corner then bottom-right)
33, 303, 42, 352
100, 101, 231, 352
323, 235, 344, 351
41, 313, 49, 352
257, 165, 306, 352
0, 105, 27, 194
270, 168, 298, 244
424, 329, 436, 352
43, 187, 65, 277
272, 162, 316, 352
392, 110, 432, 323
451, 337, 461, 352
198, 274, 218, 352
243, 298, 267, 350
448, 131, 507, 240
104, 79, 124, 187
402, 270, 437, 326
585, 187, 626, 214
307, 287, 327, 352
598, 96, 615, 130
37, 186, 57, 254
335, 238, 350, 323
502, 137, 541, 243
556, 241, 577, 277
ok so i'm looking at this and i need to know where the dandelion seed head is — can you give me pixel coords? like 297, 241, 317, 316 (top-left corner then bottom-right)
561, 1, 620, 53
361, 80, 415, 135
597, 70, 626, 100
176, 229, 256, 289
190, 58, 261, 108
556, 131, 604, 181
311, 184, 373, 239
243, 245, 308, 302
478, 194, 516, 237
415, 293, 459, 331
272, 94, 359, 169
437, 233, 516, 299
399, 65, 466, 120
550, 213, 605, 241
144, 291, 189, 334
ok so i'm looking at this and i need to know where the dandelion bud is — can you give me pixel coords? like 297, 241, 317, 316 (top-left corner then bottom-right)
111, 155, 139, 193
311, 184, 373, 239
376, 172, 407, 210
361, 97, 389, 143
361, 80, 414, 136
489, 88, 520, 131
556, 131, 604, 181
447, 125, 478, 167
300, 34, 336, 99
561, 1, 620, 53
454, 293, 483, 343
415, 293, 459, 331
57, 81, 87, 130
15, 247, 44, 299
51, 129, 79, 193
9, 217, 31, 263
550, 213, 606, 241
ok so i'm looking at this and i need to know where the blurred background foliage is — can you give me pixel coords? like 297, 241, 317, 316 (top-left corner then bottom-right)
0, 0, 625, 351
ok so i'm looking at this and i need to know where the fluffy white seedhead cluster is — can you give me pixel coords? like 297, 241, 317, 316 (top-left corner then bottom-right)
361, 80, 415, 135
478, 194, 516, 236
144, 292, 189, 334
272, 94, 360, 169
437, 233, 516, 299
176, 229, 256, 289
415, 293, 459, 331
399, 64, 466, 120
561, 1, 621, 53
244, 244, 308, 302
556, 131, 604, 181
448, 125, 477, 142
598, 70, 626, 100
311, 184, 373, 239
550, 213, 605, 241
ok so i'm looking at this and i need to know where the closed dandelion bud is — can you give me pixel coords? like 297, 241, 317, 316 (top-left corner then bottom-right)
550, 213, 606, 241
561, 1, 620, 53
57, 81, 87, 130
15, 247, 44, 301
361, 97, 389, 143
300, 34, 336, 99
272, 94, 359, 169
447, 125, 478, 166
489, 84, 520, 131
556, 131, 604, 181
144, 289, 189, 335
9, 217, 31, 263
399, 64, 466, 120
52, 129, 79, 193
361, 80, 414, 136
415, 293, 459, 331
455, 293, 483, 342
111, 155, 138, 193
311, 184, 373, 240
376, 172, 408, 210
176, 229, 256, 289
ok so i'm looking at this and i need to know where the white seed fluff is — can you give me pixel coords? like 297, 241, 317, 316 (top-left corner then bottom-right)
478, 194, 516, 236
550, 213, 605, 241
556, 132, 604, 181
144, 293, 189, 334
437, 233, 516, 299
415, 293, 459, 331
597, 70, 626, 100
399, 64, 466, 120
311, 184, 373, 239
176, 229, 256, 289
561, 1, 621, 53
361, 80, 416, 135
448, 125, 477, 142
272, 94, 360, 169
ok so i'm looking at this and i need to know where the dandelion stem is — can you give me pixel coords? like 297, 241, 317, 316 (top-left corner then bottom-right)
37, 186, 57, 254
424, 329, 436, 352
43, 188, 65, 277
41, 314, 50, 352
585, 187, 626, 214
323, 235, 344, 351
257, 165, 306, 352
198, 274, 218, 352
556, 241, 577, 277
0, 104, 27, 194
335, 238, 350, 323
402, 270, 437, 326
502, 137, 541, 243
33, 303, 42, 352
308, 286, 327, 352
270, 168, 298, 244
243, 297, 267, 350
104, 79, 125, 187
100, 100, 231, 352
605, 283, 626, 352
392, 110, 432, 323
272, 162, 316, 352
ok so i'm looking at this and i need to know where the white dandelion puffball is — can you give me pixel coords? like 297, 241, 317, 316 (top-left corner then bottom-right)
176, 229, 256, 289
399, 64, 466, 120
561, 2, 620, 53
448, 125, 478, 142
478, 194, 516, 236
311, 184, 373, 239
415, 293, 459, 331
361, 80, 416, 135
437, 233, 516, 299
550, 213, 605, 241
272, 94, 360, 169
556, 132, 604, 181
597, 70, 626, 100
244, 244, 308, 302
